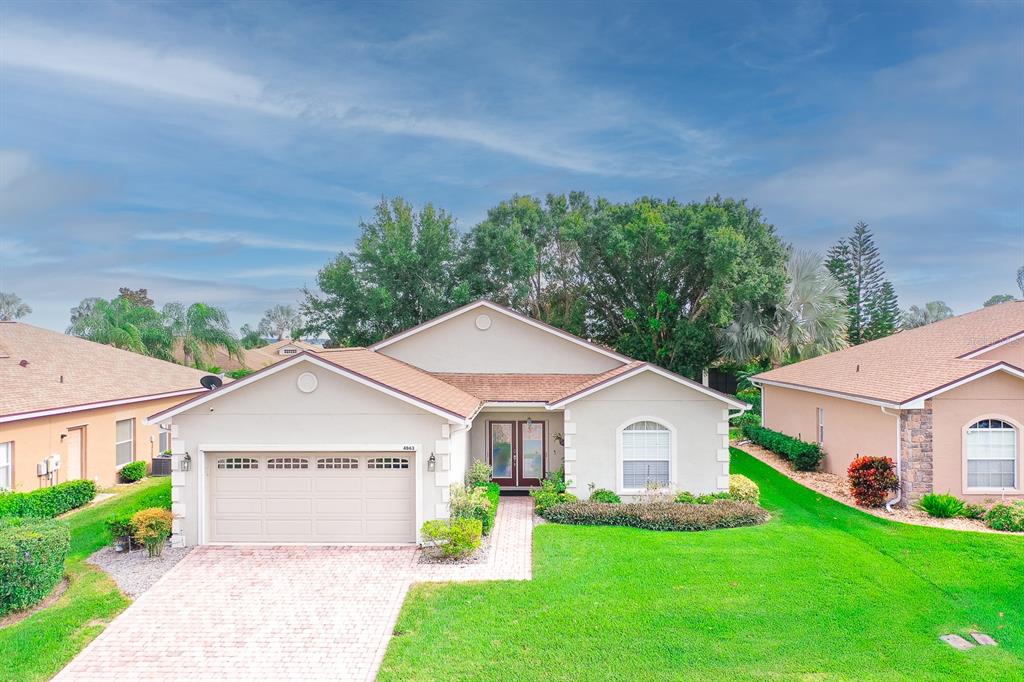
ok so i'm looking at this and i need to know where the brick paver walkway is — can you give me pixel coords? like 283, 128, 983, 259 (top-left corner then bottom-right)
55, 496, 534, 682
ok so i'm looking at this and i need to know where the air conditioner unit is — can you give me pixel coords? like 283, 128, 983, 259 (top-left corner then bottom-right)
37, 460, 49, 476
48, 454, 61, 470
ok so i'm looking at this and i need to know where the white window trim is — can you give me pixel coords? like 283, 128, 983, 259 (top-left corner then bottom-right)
615, 417, 676, 495
963, 414, 1021, 493
115, 418, 135, 469
0, 441, 12, 490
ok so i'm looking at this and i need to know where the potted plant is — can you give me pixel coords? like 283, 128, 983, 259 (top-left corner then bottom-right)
131, 508, 174, 557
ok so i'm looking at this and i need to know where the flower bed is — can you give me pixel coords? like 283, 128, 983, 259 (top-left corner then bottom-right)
542, 500, 769, 532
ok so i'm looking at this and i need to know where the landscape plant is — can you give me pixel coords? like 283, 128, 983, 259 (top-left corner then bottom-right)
675, 491, 733, 505
588, 488, 621, 504
541, 500, 768, 532
729, 474, 760, 504
0, 480, 97, 519
449, 483, 497, 535
0, 517, 70, 616
847, 456, 899, 507
742, 422, 823, 471
466, 460, 493, 488
984, 501, 1024, 532
118, 461, 147, 483
420, 518, 483, 558
913, 493, 964, 519
130, 508, 174, 557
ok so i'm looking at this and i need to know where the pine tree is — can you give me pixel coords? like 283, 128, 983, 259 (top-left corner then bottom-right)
826, 222, 896, 344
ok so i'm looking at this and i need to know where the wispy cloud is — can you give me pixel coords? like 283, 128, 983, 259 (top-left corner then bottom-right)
135, 230, 346, 254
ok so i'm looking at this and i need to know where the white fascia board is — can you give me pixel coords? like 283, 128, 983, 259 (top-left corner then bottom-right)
752, 378, 901, 409
897, 363, 1024, 407
371, 300, 632, 364
1, 388, 206, 425
146, 353, 470, 426
549, 364, 749, 410
960, 331, 1024, 359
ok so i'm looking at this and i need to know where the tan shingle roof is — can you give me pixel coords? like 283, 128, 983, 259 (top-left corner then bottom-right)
546, 361, 647, 404
316, 348, 482, 419
1, 322, 210, 418
754, 302, 1024, 404
431, 373, 599, 402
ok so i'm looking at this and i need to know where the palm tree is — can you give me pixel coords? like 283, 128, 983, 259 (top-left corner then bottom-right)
163, 302, 243, 369
68, 297, 173, 359
0, 291, 32, 320
722, 250, 848, 367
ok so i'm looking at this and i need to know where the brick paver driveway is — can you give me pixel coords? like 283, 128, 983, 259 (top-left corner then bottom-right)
56, 496, 533, 682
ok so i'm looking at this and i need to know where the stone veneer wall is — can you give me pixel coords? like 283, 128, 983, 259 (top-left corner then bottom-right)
899, 400, 934, 504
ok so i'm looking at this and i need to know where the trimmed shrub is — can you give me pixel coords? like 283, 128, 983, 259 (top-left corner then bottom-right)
675, 491, 732, 505
467, 460, 493, 488
729, 474, 760, 505
0, 479, 97, 519
732, 411, 761, 432
131, 508, 174, 557
420, 518, 482, 558
742, 423, 823, 471
119, 461, 147, 483
542, 501, 769, 532
847, 456, 900, 507
589, 488, 621, 504
985, 501, 1024, 532
451, 483, 499, 535
914, 493, 964, 519
530, 471, 577, 514
0, 517, 70, 616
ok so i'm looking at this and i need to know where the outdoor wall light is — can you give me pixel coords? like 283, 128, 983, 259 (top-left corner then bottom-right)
427, 453, 436, 472
180, 453, 192, 472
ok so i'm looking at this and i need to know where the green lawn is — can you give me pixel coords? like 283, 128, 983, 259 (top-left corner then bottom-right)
0, 477, 170, 681
380, 449, 1024, 681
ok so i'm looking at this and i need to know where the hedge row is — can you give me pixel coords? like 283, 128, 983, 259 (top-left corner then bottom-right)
542, 501, 769, 532
472, 482, 501, 535
119, 461, 147, 483
0, 479, 98, 519
742, 422, 824, 471
0, 517, 71, 616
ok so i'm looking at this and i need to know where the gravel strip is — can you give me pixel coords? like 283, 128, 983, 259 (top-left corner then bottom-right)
735, 442, 1022, 535
88, 544, 193, 598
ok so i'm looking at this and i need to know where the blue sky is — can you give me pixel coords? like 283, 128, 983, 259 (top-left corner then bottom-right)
1, 0, 1022, 332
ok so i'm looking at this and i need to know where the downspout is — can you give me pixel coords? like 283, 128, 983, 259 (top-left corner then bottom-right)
881, 406, 902, 511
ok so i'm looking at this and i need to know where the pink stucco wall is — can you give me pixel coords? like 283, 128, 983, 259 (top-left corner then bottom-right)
973, 336, 1024, 366
761, 384, 896, 477
931, 371, 1024, 501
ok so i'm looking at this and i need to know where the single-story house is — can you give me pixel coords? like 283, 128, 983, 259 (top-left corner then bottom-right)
150, 300, 748, 546
0, 322, 211, 490
752, 301, 1024, 505
173, 338, 322, 372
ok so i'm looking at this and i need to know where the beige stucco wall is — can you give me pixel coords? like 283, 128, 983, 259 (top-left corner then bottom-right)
167, 362, 456, 546
761, 384, 896, 476
931, 371, 1024, 501
566, 371, 730, 498
377, 307, 623, 373
468, 410, 566, 481
973, 337, 1024, 365
0, 394, 190, 491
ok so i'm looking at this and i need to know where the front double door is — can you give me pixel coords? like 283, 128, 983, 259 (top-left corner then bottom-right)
488, 420, 545, 487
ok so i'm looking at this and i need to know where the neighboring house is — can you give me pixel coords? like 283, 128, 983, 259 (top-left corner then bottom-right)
0, 322, 211, 490
149, 300, 747, 546
173, 338, 322, 372
752, 302, 1024, 505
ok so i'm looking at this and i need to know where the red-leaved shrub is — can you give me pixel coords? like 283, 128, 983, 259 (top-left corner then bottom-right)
847, 456, 900, 507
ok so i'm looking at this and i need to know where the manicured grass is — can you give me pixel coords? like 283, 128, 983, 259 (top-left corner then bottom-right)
0, 477, 170, 681
380, 449, 1024, 681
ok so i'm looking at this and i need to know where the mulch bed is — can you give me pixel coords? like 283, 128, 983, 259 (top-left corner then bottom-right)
417, 533, 492, 564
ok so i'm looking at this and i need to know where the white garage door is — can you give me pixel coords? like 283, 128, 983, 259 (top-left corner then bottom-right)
206, 452, 415, 543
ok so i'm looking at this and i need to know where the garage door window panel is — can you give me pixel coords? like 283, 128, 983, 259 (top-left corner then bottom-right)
217, 457, 259, 470
267, 457, 310, 470
317, 457, 358, 469
368, 457, 410, 469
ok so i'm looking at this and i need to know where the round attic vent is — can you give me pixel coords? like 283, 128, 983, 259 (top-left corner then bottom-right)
296, 371, 319, 393
475, 314, 492, 330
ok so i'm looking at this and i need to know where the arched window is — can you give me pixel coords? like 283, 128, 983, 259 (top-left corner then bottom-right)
217, 457, 258, 470
619, 420, 673, 491
317, 457, 359, 470
367, 457, 409, 470
266, 457, 309, 470
966, 419, 1017, 489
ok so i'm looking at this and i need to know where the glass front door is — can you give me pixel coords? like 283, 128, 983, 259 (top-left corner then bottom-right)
488, 420, 546, 487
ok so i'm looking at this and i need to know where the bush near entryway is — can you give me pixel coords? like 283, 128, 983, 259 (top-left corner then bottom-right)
847, 456, 900, 507
450, 483, 498, 535
421, 518, 483, 558
0, 517, 71, 616
0, 480, 97, 519
118, 461, 147, 483
542, 500, 769, 532
741, 423, 823, 471
131, 508, 174, 557
985, 501, 1024, 532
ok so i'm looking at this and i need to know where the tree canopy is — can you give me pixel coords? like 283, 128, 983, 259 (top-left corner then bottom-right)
0, 292, 31, 321
826, 222, 898, 344
984, 294, 1016, 307
901, 300, 954, 329
258, 304, 303, 341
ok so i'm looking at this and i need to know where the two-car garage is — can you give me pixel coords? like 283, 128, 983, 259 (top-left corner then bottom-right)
205, 451, 416, 544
